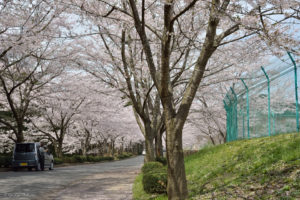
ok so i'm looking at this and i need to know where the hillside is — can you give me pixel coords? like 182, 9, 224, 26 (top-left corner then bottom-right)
133, 133, 300, 199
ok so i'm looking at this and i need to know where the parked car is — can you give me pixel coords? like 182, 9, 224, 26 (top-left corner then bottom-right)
12, 143, 54, 171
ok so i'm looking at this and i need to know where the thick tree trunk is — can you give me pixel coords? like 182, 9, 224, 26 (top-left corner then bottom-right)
16, 132, 24, 143
145, 135, 155, 162
166, 121, 188, 199
57, 141, 63, 158
16, 121, 24, 143
145, 123, 155, 162
155, 130, 163, 158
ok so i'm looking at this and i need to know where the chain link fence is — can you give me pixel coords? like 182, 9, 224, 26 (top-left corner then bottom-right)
224, 52, 300, 142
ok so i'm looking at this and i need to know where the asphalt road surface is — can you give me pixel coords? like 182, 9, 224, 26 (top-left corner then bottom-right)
0, 156, 144, 200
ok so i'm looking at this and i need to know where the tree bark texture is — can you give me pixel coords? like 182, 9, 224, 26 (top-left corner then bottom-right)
144, 123, 155, 162
166, 120, 188, 199
155, 129, 164, 158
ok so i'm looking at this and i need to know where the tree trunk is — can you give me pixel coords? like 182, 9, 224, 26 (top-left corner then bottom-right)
16, 121, 24, 143
166, 120, 188, 199
155, 130, 164, 158
145, 135, 155, 162
57, 140, 63, 158
144, 123, 155, 162
53, 141, 59, 157
81, 140, 87, 156
16, 132, 24, 143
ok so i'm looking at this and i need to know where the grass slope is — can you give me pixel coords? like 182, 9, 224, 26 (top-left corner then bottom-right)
133, 133, 300, 199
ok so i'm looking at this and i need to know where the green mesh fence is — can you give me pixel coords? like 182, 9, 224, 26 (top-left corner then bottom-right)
224, 52, 300, 142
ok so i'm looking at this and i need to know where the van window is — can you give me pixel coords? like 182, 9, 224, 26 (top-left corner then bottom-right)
15, 144, 35, 153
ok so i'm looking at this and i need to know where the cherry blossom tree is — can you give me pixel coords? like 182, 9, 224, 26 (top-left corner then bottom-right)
0, 49, 67, 143
0, 0, 76, 143
30, 73, 87, 157
72, 1, 300, 198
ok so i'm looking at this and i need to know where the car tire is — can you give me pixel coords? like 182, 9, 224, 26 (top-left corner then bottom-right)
13, 167, 17, 171
28, 167, 32, 171
49, 162, 54, 170
35, 163, 41, 171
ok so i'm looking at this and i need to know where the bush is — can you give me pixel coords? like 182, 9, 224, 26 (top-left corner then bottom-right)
74, 155, 87, 163
62, 156, 77, 163
101, 156, 114, 161
141, 162, 167, 194
117, 152, 133, 159
86, 155, 114, 162
142, 167, 167, 194
0, 155, 11, 167
54, 157, 63, 165
142, 162, 163, 174
155, 157, 167, 166
86, 155, 96, 162
56, 155, 114, 164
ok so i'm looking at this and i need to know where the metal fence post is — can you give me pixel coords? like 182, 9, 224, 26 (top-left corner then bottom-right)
261, 66, 271, 136
241, 78, 250, 138
223, 100, 229, 142
226, 94, 232, 141
271, 111, 275, 135
230, 87, 238, 140
288, 52, 299, 133
242, 111, 245, 138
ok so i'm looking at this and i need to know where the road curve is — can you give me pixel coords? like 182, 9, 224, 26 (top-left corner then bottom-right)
0, 156, 144, 200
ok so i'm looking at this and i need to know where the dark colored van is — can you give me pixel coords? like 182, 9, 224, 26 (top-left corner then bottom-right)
12, 143, 54, 171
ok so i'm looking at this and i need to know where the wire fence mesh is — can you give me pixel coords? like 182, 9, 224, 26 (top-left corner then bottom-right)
224, 52, 300, 142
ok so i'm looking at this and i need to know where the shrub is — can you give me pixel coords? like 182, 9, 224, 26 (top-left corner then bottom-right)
117, 152, 133, 159
74, 155, 87, 163
155, 157, 167, 166
54, 157, 63, 165
142, 162, 163, 174
56, 155, 114, 164
102, 156, 114, 161
87, 156, 114, 162
86, 155, 96, 162
142, 167, 167, 194
0, 155, 11, 167
62, 156, 76, 163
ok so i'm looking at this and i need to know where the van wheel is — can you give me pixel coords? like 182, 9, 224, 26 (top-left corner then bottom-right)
13, 167, 18, 171
28, 167, 32, 171
49, 162, 54, 170
35, 163, 41, 171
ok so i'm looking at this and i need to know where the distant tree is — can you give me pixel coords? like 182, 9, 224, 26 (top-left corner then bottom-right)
30, 74, 85, 157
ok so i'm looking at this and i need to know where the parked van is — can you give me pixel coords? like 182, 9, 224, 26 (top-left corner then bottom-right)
12, 143, 54, 171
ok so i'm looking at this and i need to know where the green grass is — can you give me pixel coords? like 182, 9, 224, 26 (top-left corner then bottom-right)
133, 133, 300, 199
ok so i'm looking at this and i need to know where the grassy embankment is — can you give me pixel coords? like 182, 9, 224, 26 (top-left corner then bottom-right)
133, 133, 300, 199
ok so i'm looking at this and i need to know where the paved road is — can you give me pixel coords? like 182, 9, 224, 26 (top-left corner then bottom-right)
0, 156, 144, 200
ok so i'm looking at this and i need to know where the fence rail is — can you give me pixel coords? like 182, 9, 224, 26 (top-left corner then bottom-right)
224, 52, 300, 142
